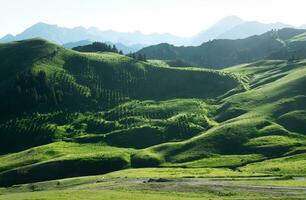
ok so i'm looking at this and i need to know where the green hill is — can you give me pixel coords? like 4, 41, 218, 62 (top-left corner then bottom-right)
0, 39, 305, 189
0, 39, 241, 118
138, 28, 306, 69
0, 39, 242, 185
129, 59, 306, 177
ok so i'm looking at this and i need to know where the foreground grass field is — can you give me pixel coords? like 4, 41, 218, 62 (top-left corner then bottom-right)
0, 168, 305, 200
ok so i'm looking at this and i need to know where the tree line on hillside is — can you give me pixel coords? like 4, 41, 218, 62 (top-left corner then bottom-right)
73, 42, 147, 62
73, 42, 123, 54
0, 70, 80, 118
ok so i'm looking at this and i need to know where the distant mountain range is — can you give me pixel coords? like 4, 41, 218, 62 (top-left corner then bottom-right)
1, 16, 305, 49
190, 16, 245, 45
0, 22, 185, 45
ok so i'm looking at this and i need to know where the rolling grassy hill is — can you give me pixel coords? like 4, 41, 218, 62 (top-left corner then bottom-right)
0, 38, 305, 196
0, 39, 241, 117
0, 39, 243, 185
132, 59, 306, 172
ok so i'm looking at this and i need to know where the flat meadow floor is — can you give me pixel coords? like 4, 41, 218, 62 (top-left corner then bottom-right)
0, 168, 305, 200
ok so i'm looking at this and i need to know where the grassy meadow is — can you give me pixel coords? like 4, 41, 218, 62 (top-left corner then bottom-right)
0, 38, 305, 199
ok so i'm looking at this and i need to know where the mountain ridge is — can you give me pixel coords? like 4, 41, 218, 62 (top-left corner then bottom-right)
0, 22, 185, 46
0, 16, 299, 47
137, 28, 306, 69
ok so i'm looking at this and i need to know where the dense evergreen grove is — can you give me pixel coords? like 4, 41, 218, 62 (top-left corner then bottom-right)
72, 42, 147, 61
166, 59, 197, 68
73, 42, 123, 54
126, 52, 147, 61
0, 70, 60, 117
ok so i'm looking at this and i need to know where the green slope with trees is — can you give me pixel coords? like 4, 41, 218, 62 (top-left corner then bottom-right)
0, 38, 305, 188
137, 28, 306, 69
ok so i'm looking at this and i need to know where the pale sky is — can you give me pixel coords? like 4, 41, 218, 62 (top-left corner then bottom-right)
1, 0, 306, 38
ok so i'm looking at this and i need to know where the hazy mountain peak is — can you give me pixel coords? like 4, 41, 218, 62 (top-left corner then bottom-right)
190, 15, 245, 45
28, 22, 58, 30
0, 34, 15, 43
73, 26, 87, 31
216, 16, 244, 25
217, 21, 292, 40
2, 33, 14, 39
